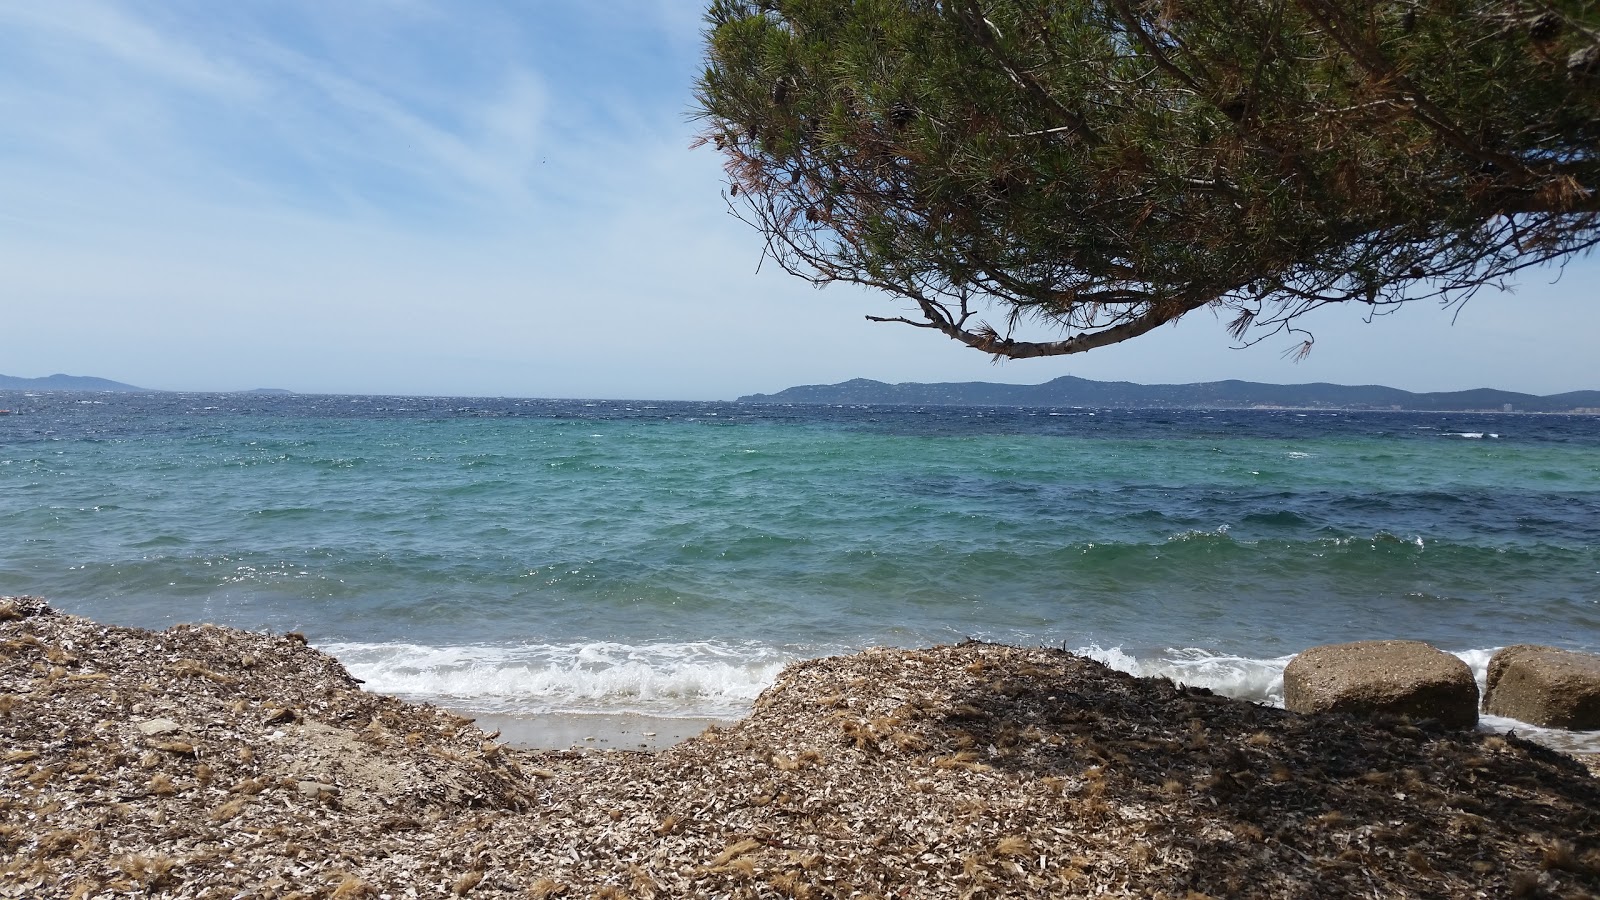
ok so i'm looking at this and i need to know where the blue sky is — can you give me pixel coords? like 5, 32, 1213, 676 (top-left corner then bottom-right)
1, 1, 1596, 399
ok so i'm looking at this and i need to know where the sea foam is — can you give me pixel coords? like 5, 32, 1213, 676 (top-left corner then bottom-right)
1081, 645, 1502, 711
320, 639, 797, 717
322, 639, 1600, 752
1077, 645, 1294, 705
1084, 644, 1600, 752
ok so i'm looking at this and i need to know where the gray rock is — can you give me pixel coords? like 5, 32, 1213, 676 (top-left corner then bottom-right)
1284, 640, 1478, 729
136, 718, 181, 736
1484, 645, 1600, 730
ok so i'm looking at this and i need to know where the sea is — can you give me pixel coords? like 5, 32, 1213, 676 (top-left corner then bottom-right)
3, 391, 1598, 747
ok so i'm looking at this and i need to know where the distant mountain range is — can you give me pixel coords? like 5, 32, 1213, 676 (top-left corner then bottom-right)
3, 371, 1591, 411
0, 375, 295, 394
738, 376, 1600, 413
0, 373, 149, 392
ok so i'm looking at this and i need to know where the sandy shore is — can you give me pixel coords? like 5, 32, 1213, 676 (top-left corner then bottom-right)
461, 711, 731, 752
4, 596, 1599, 898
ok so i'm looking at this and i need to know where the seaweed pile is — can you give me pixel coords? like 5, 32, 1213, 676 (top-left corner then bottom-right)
3, 597, 1598, 898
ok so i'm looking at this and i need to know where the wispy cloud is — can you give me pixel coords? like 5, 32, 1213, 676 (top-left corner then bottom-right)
0, 0, 571, 226
243, 41, 551, 212
0, 0, 255, 96
0, 1, 1594, 397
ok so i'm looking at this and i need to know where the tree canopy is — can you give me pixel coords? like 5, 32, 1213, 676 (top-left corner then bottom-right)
694, 0, 1600, 358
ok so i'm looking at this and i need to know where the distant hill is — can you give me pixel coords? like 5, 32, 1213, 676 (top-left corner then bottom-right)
739, 376, 1600, 413
0, 373, 149, 392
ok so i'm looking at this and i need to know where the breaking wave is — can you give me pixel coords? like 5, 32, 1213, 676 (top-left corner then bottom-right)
320, 639, 801, 718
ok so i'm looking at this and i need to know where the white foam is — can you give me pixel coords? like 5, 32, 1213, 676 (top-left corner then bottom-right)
1445, 432, 1500, 439
1085, 644, 1600, 753
324, 640, 1600, 753
320, 639, 797, 717
1478, 713, 1600, 754
1078, 645, 1293, 705
1454, 647, 1497, 687
1453, 647, 1600, 752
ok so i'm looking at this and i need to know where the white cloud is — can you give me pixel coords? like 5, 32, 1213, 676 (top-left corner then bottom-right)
0, 0, 254, 96
0, 1, 1595, 398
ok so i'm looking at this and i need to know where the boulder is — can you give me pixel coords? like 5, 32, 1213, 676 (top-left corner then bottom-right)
1284, 640, 1478, 729
1483, 645, 1600, 730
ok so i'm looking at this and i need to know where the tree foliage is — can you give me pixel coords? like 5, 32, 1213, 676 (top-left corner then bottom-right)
694, 0, 1600, 358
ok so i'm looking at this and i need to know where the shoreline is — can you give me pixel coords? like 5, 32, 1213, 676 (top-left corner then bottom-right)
445, 695, 1600, 757
456, 710, 733, 752
447, 704, 1600, 769
435, 668, 1600, 756
5, 598, 1599, 897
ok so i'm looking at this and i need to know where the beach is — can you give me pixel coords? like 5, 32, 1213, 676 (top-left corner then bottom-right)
4, 596, 1598, 898
464, 712, 732, 752
6, 395, 1600, 741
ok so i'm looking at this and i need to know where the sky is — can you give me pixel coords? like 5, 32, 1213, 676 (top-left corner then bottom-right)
1, 1, 1595, 400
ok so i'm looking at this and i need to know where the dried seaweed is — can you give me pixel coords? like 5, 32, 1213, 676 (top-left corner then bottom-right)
3, 598, 1597, 898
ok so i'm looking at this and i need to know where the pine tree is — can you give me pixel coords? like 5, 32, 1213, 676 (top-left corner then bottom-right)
695, 0, 1600, 357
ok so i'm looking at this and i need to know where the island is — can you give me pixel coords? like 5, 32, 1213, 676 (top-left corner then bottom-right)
0, 373, 149, 392
739, 376, 1600, 413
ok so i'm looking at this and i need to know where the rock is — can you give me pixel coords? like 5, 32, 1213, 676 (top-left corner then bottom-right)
298, 780, 339, 799
136, 718, 182, 736
1284, 640, 1478, 729
1484, 645, 1600, 730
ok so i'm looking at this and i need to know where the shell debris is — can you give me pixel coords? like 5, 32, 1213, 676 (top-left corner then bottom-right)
2, 599, 1599, 897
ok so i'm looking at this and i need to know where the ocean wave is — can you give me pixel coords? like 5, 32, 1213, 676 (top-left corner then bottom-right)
1163, 526, 1239, 544
303, 638, 1600, 753
1239, 509, 1312, 528
1076, 645, 1293, 705
1081, 645, 1600, 752
319, 639, 800, 717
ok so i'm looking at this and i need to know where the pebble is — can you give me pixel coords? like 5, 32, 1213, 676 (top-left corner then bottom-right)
136, 718, 181, 735
298, 780, 339, 798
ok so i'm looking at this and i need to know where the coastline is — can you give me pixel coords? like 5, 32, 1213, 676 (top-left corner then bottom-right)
4, 598, 1599, 897
459, 710, 732, 752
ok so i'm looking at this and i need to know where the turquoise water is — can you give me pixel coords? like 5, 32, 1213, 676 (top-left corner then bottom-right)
3, 392, 1598, 728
